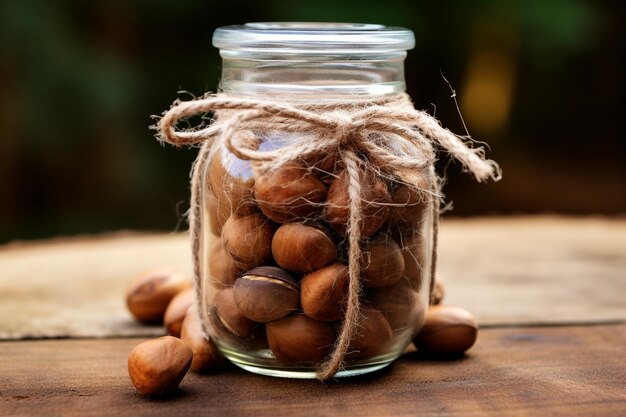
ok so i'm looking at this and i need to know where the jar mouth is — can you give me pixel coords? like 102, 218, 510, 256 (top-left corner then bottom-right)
213, 22, 415, 56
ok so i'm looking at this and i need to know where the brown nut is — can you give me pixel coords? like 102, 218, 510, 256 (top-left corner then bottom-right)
271, 223, 337, 273
431, 278, 445, 305
221, 214, 274, 270
365, 279, 421, 332
213, 288, 255, 338
387, 177, 431, 227
163, 288, 195, 337
325, 169, 390, 237
413, 305, 478, 355
347, 308, 393, 360
180, 306, 223, 372
206, 194, 227, 236
401, 233, 428, 291
127, 336, 192, 396
126, 268, 192, 324
254, 162, 327, 223
233, 266, 299, 322
207, 304, 269, 352
209, 138, 257, 216
266, 314, 336, 363
209, 238, 241, 289
361, 234, 405, 288
301, 263, 349, 321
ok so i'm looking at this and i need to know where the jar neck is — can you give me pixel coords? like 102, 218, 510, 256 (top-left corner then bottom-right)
218, 52, 407, 99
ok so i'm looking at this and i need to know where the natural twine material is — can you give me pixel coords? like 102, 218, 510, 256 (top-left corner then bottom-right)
155, 92, 501, 380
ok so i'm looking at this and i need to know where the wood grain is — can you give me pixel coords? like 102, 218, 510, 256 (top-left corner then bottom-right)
0, 232, 193, 339
1, 325, 624, 417
0, 216, 624, 339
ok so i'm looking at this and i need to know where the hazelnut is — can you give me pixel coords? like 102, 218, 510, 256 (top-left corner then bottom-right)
126, 268, 192, 324
431, 278, 445, 305
401, 233, 428, 291
325, 169, 390, 237
180, 306, 223, 372
208, 238, 241, 289
303, 152, 339, 183
271, 223, 337, 273
206, 194, 227, 236
387, 177, 431, 227
347, 308, 393, 360
163, 288, 195, 337
365, 279, 421, 332
221, 214, 274, 270
206, 304, 268, 352
253, 162, 327, 223
233, 266, 299, 322
209, 139, 257, 216
213, 288, 255, 338
361, 234, 405, 288
127, 336, 192, 396
413, 305, 478, 355
266, 314, 336, 363
258, 134, 337, 175
301, 263, 349, 321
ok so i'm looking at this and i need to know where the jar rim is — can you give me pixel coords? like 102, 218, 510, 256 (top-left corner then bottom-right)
213, 22, 415, 54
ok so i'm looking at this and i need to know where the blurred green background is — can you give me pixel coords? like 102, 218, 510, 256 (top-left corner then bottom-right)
0, 0, 624, 243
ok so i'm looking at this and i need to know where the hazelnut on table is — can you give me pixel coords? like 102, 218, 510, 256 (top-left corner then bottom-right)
127, 336, 192, 396
126, 268, 191, 324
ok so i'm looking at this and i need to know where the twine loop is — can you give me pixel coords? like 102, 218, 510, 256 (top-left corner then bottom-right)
155, 92, 500, 380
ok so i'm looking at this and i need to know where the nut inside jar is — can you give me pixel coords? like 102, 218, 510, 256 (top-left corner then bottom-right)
202, 139, 433, 370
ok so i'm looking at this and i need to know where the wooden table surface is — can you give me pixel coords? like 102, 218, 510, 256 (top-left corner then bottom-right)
1, 216, 625, 416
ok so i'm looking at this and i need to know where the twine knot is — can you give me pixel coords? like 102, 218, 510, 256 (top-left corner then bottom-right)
155, 92, 500, 380
330, 111, 357, 146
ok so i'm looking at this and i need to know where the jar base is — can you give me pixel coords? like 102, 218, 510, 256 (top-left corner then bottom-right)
220, 346, 397, 379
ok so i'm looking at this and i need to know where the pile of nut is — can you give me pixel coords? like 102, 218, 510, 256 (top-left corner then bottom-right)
126, 268, 223, 396
204, 149, 434, 365
125, 147, 479, 395
126, 267, 477, 396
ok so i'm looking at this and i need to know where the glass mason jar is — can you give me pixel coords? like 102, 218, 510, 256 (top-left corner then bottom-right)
199, 23, 434, 378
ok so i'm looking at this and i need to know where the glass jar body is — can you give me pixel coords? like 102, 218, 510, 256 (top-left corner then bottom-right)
200, 137, 435, 378
198, 24, 434, 378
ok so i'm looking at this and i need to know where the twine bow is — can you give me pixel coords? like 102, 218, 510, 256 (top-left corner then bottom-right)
156, 92, 500, 380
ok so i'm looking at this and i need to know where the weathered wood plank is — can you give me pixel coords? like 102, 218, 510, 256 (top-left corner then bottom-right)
0, 232, 192, 339
1, 325, 625, 417
0, 217, 625, 339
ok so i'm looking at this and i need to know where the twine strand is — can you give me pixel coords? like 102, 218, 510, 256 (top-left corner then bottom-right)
155, 92, 500, 380
317, 150, 363, 379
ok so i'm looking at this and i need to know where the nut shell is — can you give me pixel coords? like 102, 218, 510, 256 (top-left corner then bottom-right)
209, 140, 257, 216
209, 238, 241, 289
127, 336, 192, 396
206, 304, 268, 352
272, 223, 337, 273
361, 234, 405, 288
233, 266, 299, 322
387, 178, 431, 227
366, 279, 421, 332
222, 214, 274, 270
266, 314, 336, 363
126, 268, 191, 324
402, 234, 432, 291
347, 308, 393, 360
180, 306, 223, 372
301, 263, 349, 321
206, 194, 225, 236
163, 288, 195, 337
431, 278, 445, 305
413, 305, 478, 355
325, 169, 390, 237
213, 288, 255, 338
254, 162, 327, 223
